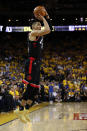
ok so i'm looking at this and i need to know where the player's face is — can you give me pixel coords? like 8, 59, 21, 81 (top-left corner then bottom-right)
35, 22, 41, 30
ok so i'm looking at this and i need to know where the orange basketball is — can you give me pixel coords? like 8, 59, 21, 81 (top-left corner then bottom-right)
33, 6, 46, 18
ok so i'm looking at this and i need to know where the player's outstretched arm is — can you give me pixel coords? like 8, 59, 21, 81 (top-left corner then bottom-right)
31, 15, 51, 37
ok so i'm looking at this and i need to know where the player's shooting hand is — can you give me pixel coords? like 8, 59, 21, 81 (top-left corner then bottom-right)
38, 14, 45, 21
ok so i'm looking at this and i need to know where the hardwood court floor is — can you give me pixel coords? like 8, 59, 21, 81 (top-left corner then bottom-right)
0, 102, 87, 131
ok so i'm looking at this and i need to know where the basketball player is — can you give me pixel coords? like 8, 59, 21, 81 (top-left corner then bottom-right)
17, 12, 52, 122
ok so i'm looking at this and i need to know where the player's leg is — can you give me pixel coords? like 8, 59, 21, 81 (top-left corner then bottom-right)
22, 57, 35, 84
21, 58, 40, 122
24, 58, 40, 107
16, 85, 30, 123
32, 60, 40, 102
24, 85, 35, 122
22, 58, 30, 84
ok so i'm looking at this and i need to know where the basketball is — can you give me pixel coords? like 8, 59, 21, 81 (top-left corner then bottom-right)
33, 6, 46, 18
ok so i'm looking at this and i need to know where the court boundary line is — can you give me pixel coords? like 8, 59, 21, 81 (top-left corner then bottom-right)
0, 102, 49, 127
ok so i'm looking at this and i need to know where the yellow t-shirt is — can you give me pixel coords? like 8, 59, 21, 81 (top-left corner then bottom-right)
0, 80, 3, 85
9, 90, 19, 96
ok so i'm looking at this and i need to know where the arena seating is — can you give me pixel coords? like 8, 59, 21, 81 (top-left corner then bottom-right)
0, 32, 87, 112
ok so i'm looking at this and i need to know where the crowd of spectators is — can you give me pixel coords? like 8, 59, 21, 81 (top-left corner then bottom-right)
0, 32, 87, 113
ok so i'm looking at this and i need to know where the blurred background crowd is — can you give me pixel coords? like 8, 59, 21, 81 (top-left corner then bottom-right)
0, 32, 87, 113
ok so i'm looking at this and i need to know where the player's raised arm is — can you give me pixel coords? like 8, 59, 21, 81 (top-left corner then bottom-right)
31, 15, 51, 37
